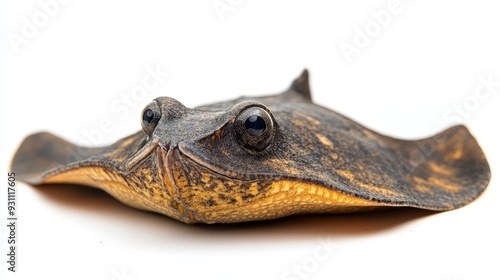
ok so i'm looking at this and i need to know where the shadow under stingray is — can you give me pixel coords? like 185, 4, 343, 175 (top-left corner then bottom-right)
31, 182, 438, 243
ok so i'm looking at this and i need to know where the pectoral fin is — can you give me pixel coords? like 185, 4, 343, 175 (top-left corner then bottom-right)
359, 125, 491, 210
11, 131, 147, 185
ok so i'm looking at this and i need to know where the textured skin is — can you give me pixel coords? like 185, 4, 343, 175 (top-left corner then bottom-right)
11, 70, 491, 223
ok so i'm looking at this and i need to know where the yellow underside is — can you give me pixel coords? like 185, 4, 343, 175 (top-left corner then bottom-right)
193, 179, 386, 223
40, 167, 387, 223
41, 167, 187, 222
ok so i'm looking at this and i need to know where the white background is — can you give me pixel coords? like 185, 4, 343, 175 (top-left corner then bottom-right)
1, 1, 500, 280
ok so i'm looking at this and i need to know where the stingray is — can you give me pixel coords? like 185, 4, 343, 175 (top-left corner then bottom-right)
11, 70, 491, 223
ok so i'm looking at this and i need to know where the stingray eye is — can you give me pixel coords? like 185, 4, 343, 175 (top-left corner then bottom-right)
141, 102, 161, 136
234, 107, 274, 151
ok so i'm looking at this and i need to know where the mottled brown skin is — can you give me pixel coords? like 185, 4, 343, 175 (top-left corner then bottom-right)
11, 70, 491, 223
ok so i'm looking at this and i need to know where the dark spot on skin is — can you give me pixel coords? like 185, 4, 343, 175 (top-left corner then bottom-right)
241, 194, 255, 201
208, 182, 218, 191
205, 198, 217, 207
258, 181, 273, 192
